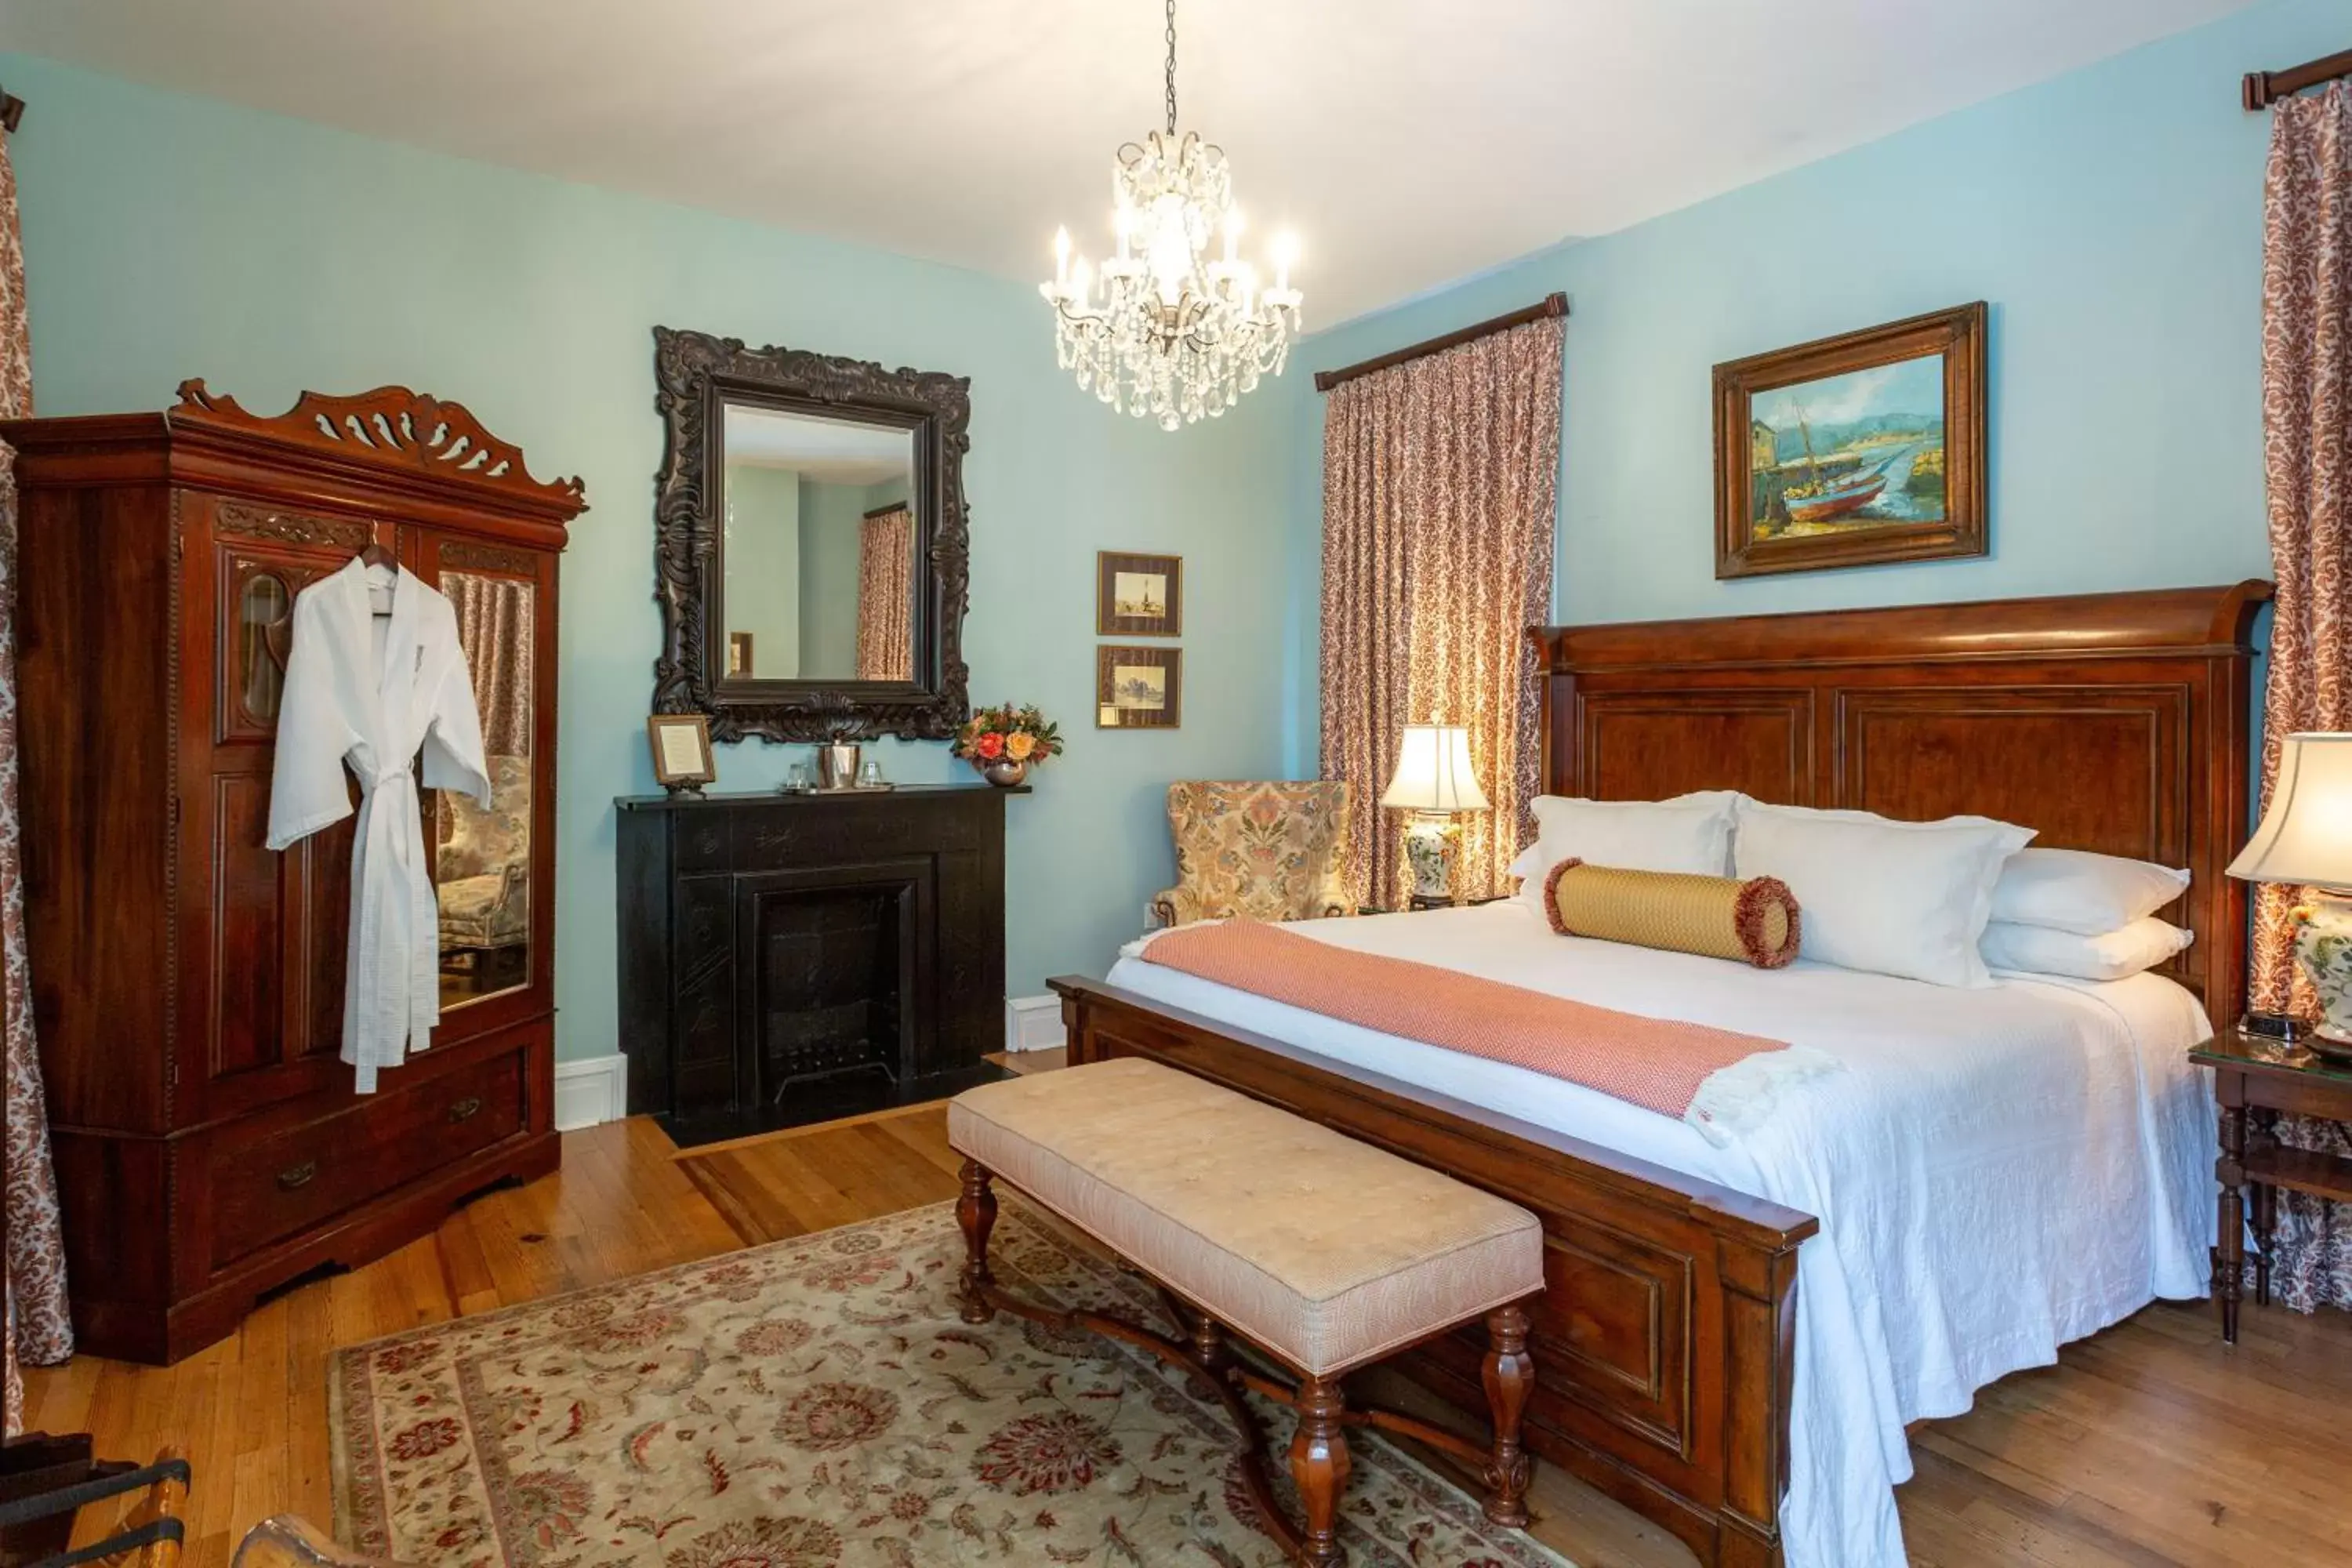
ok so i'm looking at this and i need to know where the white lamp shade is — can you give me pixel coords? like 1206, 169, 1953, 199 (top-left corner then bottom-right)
1380, 724, 1490, 812
2227, 731, 2352, 887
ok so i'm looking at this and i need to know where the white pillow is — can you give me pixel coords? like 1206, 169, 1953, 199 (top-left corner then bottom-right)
1987, 848, 2190, 935
1509, 794, 1737, 909
1980, 917, 2192, 982
1732, 800, 2034, 988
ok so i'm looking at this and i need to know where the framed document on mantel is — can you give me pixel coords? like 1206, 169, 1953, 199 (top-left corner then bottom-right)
647, 713, 717, 793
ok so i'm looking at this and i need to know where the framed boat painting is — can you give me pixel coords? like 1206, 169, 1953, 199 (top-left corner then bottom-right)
1713, 302, 1986, 579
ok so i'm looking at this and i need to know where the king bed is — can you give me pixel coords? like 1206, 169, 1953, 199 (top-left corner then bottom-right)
1049, 581, 2269, 1568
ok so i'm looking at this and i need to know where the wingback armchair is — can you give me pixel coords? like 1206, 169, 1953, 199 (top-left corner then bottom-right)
436, 753, 532, 982
1149, 779, 1355, 927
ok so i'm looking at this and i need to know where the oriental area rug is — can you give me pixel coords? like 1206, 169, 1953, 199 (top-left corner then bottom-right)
330, 1198, 1571, 1568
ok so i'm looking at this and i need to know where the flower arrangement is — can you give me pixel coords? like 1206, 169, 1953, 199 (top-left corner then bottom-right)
955, 702, 1064, 784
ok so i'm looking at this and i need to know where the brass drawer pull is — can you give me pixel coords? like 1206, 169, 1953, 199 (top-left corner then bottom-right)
278, 1161, 318, 1191
448, 1096, 484, 1123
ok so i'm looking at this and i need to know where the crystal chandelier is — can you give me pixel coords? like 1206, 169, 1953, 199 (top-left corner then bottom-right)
1040, 0, 1303, 431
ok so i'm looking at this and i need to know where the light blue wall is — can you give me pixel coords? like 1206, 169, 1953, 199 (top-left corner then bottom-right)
0, 53, 1295, 1059
795, 476, 868, 674
1281, 0, 2333, 771
724, 464, 800, 676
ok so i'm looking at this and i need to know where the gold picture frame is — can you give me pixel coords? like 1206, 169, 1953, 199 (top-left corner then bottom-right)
1096, 550, 1183, 637
646, 713, 717, 793
1096, 645, 1182, 729
1713, 302, 1986, 579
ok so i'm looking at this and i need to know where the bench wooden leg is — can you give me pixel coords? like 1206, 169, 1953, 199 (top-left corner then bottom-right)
1190, 1311, 1232, 1385
956, 1160, 997, 1324
1481, 1301, 1534, 1528
1287, 1374, 1351, 1568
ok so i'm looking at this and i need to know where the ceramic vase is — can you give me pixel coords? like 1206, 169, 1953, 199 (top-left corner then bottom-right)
982, 758, 1029, 788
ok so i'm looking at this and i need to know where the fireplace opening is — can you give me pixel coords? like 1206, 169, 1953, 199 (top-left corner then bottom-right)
758, 886, 906, 1106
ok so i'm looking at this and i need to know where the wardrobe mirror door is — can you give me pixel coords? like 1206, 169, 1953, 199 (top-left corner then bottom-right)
435, 566, 536, 1009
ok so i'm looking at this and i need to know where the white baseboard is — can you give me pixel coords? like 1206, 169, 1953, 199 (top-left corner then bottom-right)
554, 1052, 630, 1131
1004, 994, 1065, 1054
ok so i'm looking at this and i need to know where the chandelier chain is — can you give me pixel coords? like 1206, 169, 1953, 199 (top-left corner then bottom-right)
1163, 0, 1178, 136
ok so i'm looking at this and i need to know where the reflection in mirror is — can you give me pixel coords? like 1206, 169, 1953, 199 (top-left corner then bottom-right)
721, 404, 917, 683
236, 570, 293, 724
437, 568, 534, 1008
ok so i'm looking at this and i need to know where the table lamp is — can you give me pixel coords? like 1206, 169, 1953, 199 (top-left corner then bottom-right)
2227, 731, 2352, 1058
1380, 723, 1489, 909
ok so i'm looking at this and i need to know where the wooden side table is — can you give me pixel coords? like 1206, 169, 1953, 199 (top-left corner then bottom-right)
2187, 1026, 2352, 1343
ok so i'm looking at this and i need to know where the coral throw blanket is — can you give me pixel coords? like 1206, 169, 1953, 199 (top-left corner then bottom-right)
1137, 919, 1798, 1125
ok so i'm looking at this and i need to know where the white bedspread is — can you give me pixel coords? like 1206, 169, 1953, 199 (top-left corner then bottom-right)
1104, 902, 2216, 1568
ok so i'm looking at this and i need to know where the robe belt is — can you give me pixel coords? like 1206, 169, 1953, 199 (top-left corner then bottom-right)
351, 765, 432, 1083
357, 768, 419, 862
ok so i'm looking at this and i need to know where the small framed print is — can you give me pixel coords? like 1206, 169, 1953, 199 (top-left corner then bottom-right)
646, 713, 717, 793
1096, 645, 1182, 729
1096, 550, 1182, 637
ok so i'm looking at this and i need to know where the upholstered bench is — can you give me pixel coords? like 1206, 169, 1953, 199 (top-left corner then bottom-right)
947, 1057, 1545, 1568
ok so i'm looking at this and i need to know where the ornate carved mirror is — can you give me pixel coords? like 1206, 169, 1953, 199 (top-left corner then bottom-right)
652, 327, 971, 741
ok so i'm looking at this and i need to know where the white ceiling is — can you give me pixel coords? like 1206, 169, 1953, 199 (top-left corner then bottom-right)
724, 405, 911, 485
0, 0, 2254, 326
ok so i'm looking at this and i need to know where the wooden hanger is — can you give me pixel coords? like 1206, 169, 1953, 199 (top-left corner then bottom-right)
357, 540, 396, 570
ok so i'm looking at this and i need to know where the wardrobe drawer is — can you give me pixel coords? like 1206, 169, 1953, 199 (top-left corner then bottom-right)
209, 1048, 526, 1269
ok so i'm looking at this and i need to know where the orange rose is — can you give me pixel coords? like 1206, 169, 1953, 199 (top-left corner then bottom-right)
1005, 731, 1036, 760
975, 731, 1005, 760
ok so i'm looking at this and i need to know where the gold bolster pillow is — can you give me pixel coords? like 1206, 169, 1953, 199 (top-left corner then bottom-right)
1543, 859, 1802, 969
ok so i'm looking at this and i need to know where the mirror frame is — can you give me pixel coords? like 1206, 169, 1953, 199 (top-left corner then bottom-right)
652, 325, 972, 742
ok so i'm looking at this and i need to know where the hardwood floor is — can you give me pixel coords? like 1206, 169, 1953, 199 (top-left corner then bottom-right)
22, 1069, 2352, 1567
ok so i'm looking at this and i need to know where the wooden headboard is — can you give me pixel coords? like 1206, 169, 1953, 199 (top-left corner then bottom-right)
1533, 581, 2272, 1028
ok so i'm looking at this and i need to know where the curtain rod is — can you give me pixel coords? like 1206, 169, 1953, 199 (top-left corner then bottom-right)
2245, 45, 2352, 110
1312, 292, 1568, 394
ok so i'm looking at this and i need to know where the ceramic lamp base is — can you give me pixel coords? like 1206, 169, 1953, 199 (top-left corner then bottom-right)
1401, 811, 1459, 905
2292, 892, 2352, 1057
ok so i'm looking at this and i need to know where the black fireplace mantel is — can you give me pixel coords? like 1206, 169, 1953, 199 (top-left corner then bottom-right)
615, 784, 1018, 1146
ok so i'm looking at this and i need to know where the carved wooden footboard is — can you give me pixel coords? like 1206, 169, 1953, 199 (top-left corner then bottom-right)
1048, 976, 1816, 1568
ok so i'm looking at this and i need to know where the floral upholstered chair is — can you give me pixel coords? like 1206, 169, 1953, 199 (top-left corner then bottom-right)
436, 754, 532, 984
1149, 780, 1355, 927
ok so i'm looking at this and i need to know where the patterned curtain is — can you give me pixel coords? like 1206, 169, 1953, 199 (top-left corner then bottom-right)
2250, 82, 2352, 1314
855, 506, 913, 682
1319, 315, 1563, 912
443, 572, 534, 759
2, 111, 73, 1436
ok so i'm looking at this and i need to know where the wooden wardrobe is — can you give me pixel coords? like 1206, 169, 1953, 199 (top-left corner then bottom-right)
2, 381, 583, 1363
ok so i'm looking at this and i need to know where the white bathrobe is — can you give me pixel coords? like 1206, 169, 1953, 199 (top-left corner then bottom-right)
266, 559, 492, 1092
